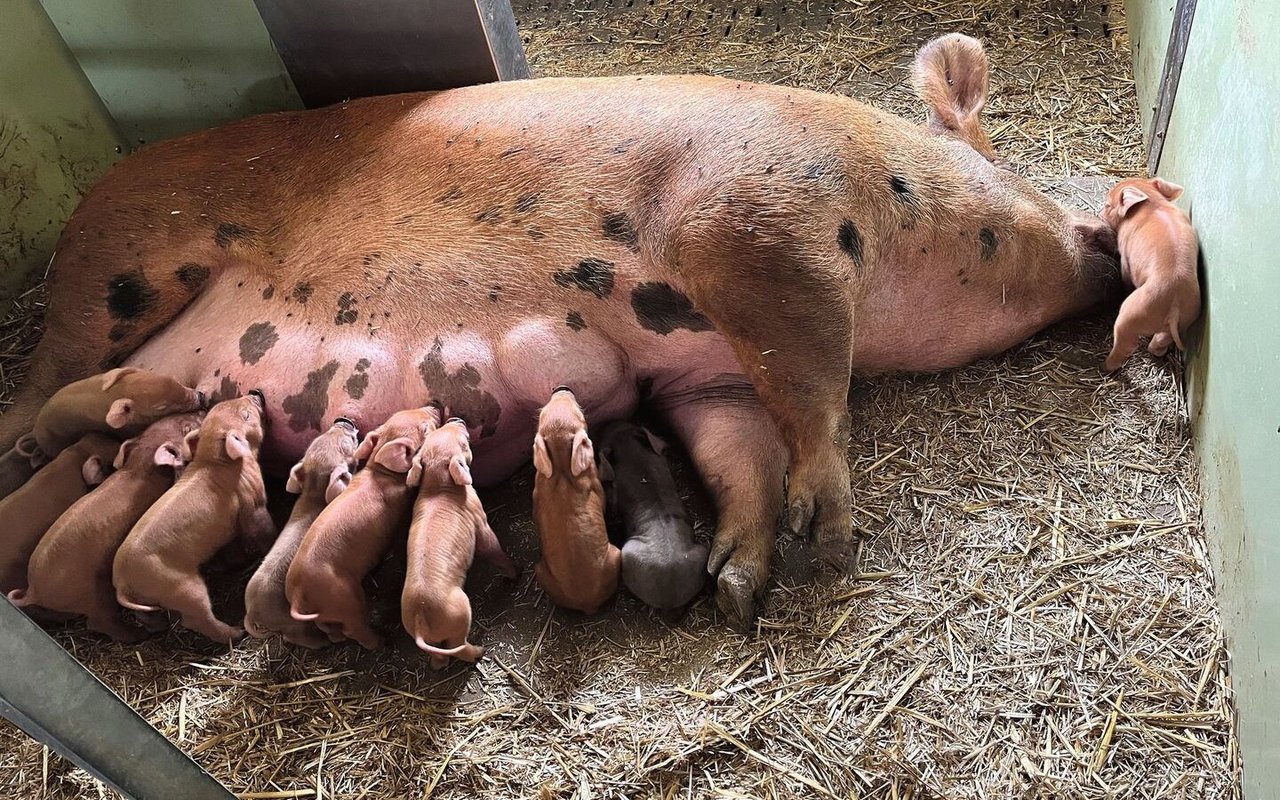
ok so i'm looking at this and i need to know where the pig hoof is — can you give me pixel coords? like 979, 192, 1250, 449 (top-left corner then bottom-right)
784, 495, 816, 538
714, 556, 766, 632
813, 515, 859, 573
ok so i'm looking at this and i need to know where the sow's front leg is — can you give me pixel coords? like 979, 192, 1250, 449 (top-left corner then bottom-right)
675, 223, 857, 569
659, 380, 786, 629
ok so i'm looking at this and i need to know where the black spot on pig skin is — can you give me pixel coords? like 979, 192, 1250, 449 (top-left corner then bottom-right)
335, 292, 358, 325
345, 358, 371, 399
553, 258, 615, 299
979, 227, 998, 261
175, 263, 210, 292
291, 282, 313, 304
106, 271, 158, 321
528, 227, 546, 240
238, 322, 279, 365
418, 339, 502, 438
889, 175, 914, 203
631, 283, 715, 335
261, 285, 275, 300
489, 285, 502, 302
566, 311, 587, 332
217, 376, 239, 402
437, 187, 464, 205
214, 223, 250, 248
476, 206, 503, 224
282, 361, 339, 432
108, 323, 130, 343
515, 193, 540, 214
602, 212, 640, 252
837, 219, 864, 271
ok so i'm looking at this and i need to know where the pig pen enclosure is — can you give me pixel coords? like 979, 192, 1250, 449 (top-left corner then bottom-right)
0, 1, 1241, 798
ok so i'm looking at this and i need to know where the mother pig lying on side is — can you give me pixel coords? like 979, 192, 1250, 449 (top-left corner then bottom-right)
0, 34, 1124, 628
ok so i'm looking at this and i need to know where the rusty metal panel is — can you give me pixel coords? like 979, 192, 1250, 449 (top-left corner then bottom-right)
253, 0, 531, 108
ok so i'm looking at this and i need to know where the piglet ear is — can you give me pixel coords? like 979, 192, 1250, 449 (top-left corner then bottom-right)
406, 451, 425, 487
153, 443, 184, 470
373, 437, 414, 474
570, 429, 595, 478
532, 433, 553, 478
449, 455, 473, 487
641, 427, 668, 455
224, 431, 251, 461
106, 398, 135, 429
354, 430, 380, 463
81, 455, 108, 486
1118, 186, 1149, 217
325, 465, 351, 503
286, 462, 305, 494
181, 428, 201, 461
101, 367, 136, 391
113, 439, 135, 470
1152, 177, 1184, 201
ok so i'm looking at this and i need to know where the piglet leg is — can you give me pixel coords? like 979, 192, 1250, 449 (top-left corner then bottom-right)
474, 520, 518, 579
237, 504, 278, 556
156, 573, 245, 644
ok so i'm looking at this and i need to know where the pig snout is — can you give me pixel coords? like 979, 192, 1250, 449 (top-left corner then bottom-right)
620, 535, 709, 610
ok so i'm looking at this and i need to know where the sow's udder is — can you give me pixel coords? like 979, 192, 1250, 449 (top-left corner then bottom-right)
128, 295, 641, 484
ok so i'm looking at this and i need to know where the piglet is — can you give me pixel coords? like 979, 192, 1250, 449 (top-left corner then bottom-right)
597, 422, 708, 610
531, 387, 620, 614
34, 367, 205, 458
9, 413, 203, 641
112, 393, 273, 643
286, 406, 441, 650
0, 433, 43, 501
243, 418, 359, 648
403, 419, 516, 668
1100, 177, 1201, 372
0, 433, 118, 594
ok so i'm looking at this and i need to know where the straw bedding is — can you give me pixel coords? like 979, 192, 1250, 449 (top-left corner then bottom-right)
0, 2, 1239, 798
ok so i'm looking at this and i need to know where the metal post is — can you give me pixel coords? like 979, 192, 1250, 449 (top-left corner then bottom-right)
253, 0, 532, 108
0, 600, 235, 800
1147, 0, 1198, 175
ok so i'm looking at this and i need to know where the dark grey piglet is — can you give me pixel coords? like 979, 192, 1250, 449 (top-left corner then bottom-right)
597, 421, 708, 609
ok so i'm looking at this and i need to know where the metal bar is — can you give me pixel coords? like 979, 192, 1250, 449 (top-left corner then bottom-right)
0, 600, 235, 800
253, 0, 531, 108
1147, 0, 1198, 175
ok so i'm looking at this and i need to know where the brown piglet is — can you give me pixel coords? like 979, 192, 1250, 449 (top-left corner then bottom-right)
531, 388, 620, 614
403, 419, 516, 668
244, 418, 360, 648
33, 367, 205, 459
1100, 177, 1201, 372
9, 413, 203, 641
0, 432, 44, 501
112, 393, 273, 643
286, 406, 441, 650
0, 433, 118, 594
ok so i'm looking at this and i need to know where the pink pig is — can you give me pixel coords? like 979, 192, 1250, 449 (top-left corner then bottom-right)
1100, 177, 1201, 372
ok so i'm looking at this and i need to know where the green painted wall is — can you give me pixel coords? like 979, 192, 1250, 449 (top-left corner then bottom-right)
1128, 1, 1280, 795
1124, 0, 1175, 139
39, 0, 302, 147
0, 0, 126, 305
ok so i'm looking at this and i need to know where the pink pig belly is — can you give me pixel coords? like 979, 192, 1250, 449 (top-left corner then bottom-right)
127, 274, 746, 485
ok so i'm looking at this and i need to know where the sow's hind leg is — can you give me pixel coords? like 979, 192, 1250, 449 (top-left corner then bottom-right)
0, 196, 231, 451
674, 225, 857, 570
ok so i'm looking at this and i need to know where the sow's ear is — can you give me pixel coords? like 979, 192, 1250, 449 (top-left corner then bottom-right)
105, 398, 135, 429
912, 33, 996, 158
532, 433, 553, 478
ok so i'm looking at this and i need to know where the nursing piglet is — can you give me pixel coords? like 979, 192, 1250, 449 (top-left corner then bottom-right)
531, 388, 619, 614
1100, 177, 1201, 372
403, 419, 516, 668
112, 393, 272, 643
244, 418, 359, 648
597, 422, 708, 610
33, 367, 205, 458
9, 413, 202, 641
0, 433, 118, 593
286, 406, 440, 650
